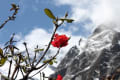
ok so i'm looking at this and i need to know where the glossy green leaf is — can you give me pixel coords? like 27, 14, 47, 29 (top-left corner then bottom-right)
0, 57, 7, 67
44, 8, 56, 19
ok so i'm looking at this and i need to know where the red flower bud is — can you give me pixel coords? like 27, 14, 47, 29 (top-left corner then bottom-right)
56, 74, 63, 80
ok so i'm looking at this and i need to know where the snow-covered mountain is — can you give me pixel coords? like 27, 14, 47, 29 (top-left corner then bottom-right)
51, 24, 120, 80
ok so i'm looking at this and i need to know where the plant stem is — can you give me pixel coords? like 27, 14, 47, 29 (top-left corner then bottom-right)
11, 65, 18, 80
35, 24, 59, 66
8, 60, 12, 78
20, 66, 24, 77
11, 54, 21, 80
23, 42, 32, 67
14, 68, 19, 79
30, 64, 48, 78
0, 5, 19, 30
32, 51, 37, 66
36, 48, 60, 70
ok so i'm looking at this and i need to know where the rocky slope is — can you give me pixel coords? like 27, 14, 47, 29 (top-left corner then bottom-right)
51, 24, 120, 80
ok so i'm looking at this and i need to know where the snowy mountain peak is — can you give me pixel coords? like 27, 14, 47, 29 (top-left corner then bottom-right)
51, 24, 120, 80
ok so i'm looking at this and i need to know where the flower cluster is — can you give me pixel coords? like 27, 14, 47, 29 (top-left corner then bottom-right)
51, 34, 69, 48
56, 74, 63, 80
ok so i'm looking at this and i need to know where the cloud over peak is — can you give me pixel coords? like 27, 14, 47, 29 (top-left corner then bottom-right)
54, 0, 120, 31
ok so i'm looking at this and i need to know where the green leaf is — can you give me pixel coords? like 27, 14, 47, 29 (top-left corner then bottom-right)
0, 48, 3, 57
10, 4, 17, 11
26, 64, 30, 67
43, 60, 49, 64
59, 18, 65, 21
66, 19, 74, 23
44, 8, 56, 19
0, 57, 7, 67
11, 4, 17, 8
49, 61, 53, 65
43, 59, 54, 65
65, 12, 68, 18
59, 18, 74, 23
34, 48, 44, 52
20, 57, 24, 63
22, 66, 27, 73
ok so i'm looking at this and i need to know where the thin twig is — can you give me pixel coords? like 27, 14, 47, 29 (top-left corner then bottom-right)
20, 66, 24, 78
11, 65, 19, 80
8, 60, 12, 78
36, 48, 60, 70
40, 72, 42, 80
29, 48, 60, 79
32, 51, 37, 66
23, 42, 32, 67
14, 68, 19, 79
42, 72, 45, 80
31, 64, 48, 78
0, 5, 19, 30
11, 54, 21, 80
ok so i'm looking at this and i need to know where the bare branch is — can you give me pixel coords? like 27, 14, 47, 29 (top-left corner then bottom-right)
35, 24, 59, 66
30, 64, 48, 78
0, 4, 19, 30
36, 48, 60, 70
23, 42, 32, 67
8, 60, 12, 78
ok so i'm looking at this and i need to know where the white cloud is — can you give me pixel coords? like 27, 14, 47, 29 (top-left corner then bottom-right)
14, 27, 82, 78
0, 27, 82, 79
53, 0, 120, 31
16, 27, 82, 61
71, 8, 89, 23
16, 28, 50, 52
68, 25, 79, 32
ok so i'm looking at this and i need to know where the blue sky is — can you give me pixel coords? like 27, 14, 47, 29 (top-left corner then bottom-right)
0, 0, 89, 78
0, 0, 93, 44
0, 0, 120, 45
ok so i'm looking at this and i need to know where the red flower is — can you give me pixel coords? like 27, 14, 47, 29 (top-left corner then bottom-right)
56, 74, 63, 80
51, 33, 69, 48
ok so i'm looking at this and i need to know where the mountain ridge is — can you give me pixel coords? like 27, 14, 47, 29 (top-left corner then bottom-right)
51, 24, 120, 80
